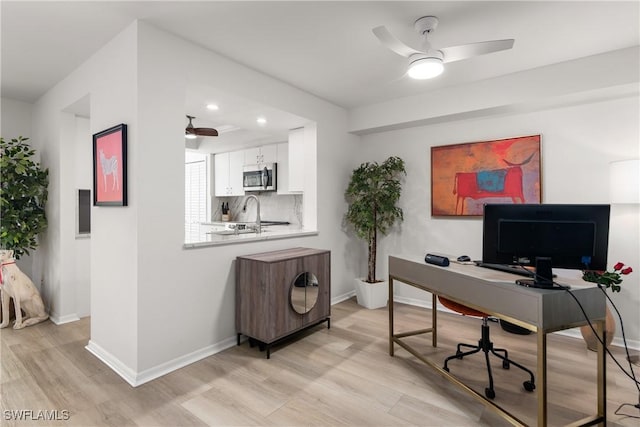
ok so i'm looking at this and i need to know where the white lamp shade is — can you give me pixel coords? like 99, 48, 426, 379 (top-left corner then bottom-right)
609, 159, 640, 204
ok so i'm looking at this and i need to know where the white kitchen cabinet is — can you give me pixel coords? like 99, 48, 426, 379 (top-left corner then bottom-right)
276, 142, 302, 194
244, 144, 277, 166
214, 151, 245, 196
288, 128, 305, 192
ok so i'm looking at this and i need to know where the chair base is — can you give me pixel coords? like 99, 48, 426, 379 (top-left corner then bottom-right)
443, 317, 536, 400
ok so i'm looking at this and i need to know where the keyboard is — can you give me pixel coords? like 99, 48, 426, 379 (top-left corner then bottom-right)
475, 262, 535, 278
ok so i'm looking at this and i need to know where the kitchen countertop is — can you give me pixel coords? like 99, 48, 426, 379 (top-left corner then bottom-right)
183, 224, 317, 248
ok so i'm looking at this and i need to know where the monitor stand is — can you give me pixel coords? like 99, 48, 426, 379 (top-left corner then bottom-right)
515, 257, 555, 289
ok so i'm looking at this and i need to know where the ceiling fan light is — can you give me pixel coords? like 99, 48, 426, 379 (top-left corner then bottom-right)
408, 57, 444, 79
185, 132, 197, 140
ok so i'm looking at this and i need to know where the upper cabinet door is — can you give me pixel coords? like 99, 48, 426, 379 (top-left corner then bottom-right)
260, 144, 277, 164
214, 151, 245, 197
277, 142, 303, 195
244, 147, 261, 166
244, 144, 278, 166
228, 150, 245, 196
214, 152, 230, 197
288, 128, 305, 192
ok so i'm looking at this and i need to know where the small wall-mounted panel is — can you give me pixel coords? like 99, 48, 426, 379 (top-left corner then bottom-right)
76, 189, 91, 237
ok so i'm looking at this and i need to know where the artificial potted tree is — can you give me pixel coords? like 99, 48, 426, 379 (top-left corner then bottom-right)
345, 156, 406, 308
0, 136, 49, 259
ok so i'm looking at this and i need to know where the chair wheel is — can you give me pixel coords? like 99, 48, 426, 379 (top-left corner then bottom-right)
523, 381, 536, 392
485, 388, 495, 399
443, 366, 449, 373
455, 350, 463, 359
502, 360, 510, 369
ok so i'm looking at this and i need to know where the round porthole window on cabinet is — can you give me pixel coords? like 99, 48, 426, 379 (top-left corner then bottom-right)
290, 272, 319, 314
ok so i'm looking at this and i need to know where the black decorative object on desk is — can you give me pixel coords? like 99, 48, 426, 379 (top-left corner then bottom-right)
425, 253, 449, 267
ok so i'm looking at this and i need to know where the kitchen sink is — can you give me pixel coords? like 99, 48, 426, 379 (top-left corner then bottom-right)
211, 229, 252, 235
206, 220, 288, 236
210, 228, 269, 236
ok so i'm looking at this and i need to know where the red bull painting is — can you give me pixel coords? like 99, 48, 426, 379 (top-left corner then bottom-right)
431, 135, 541, 216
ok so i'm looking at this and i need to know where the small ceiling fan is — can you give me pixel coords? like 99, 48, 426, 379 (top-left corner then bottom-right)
185, 115, 218, 139
373, 16, 514, 79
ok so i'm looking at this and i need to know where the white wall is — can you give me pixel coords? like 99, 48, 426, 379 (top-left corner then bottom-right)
359, 96, 640, 347
73, 116, 91, 318
1, 97, 33, 140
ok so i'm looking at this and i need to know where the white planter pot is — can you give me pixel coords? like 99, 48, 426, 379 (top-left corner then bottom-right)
354, 278, 389, 309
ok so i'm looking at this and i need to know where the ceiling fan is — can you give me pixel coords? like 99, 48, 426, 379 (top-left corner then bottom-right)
185, 115, 218, 139
373, 16, 514, 79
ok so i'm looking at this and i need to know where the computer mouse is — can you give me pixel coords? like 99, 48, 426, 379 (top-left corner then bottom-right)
457, 255, 471, 262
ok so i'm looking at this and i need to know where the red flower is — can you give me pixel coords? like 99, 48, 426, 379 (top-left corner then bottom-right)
582, 261, 633, 293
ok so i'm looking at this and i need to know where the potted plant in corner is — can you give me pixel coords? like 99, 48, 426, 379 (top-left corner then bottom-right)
344, 156, 406, 309
0, 136, 49, 259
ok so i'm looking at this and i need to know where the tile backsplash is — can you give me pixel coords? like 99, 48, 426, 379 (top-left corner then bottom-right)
213, 193, 303, 227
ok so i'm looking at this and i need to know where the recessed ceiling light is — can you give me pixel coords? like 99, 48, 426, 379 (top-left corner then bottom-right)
256, 117, 267, 125
206, 103, 219, 111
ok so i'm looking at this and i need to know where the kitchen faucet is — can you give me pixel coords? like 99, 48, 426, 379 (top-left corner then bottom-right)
242, 195, 261, 234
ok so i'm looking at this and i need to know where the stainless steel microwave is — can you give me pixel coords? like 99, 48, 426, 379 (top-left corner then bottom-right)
243, 163, 277, 191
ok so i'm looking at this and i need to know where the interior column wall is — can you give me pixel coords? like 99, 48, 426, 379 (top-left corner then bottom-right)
133, 22, 359, 378
31, 22, 140, 374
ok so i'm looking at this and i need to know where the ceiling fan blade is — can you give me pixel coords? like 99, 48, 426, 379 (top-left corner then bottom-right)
193, 128, 218, 137
372, 25, 423, 58
440, 39, 514, 63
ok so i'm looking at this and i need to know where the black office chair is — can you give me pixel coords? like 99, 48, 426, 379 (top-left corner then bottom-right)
439, 297, 536, 400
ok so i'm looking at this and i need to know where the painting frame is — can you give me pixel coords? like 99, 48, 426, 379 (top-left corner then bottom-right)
431, 135, 541, 217
93, 123, 128, 206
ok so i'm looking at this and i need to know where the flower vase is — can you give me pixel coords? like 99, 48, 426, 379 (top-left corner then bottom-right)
579, 305, 615, 351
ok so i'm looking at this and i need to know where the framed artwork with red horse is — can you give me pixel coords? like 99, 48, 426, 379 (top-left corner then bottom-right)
431, 135, 541, 216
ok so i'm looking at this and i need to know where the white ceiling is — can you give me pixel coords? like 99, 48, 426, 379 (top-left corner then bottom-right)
2, 1, 639, 135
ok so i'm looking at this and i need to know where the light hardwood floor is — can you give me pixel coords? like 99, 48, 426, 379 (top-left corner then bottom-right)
1, 298, 639, 426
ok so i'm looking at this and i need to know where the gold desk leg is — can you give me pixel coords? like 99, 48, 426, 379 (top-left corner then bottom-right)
432, 293, 437, 347
537, 331, 547, 427
389, 275, 394, 356
596, 319, 606, 423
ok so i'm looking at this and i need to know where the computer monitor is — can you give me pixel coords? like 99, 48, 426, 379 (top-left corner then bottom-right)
482, 204, 610, 288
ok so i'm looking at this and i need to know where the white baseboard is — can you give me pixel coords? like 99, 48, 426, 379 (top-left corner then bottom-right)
85, 340, 138, 386
393, 295, 433, 309
332, 290, 356, 305
554, 328, 640, 351
84, 293, 357, 388
49, 313, 81, 325
86, 335, 237, 387
134, 336, 237, 386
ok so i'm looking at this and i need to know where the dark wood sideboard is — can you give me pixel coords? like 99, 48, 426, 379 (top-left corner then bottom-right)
236, 247, 331, 358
